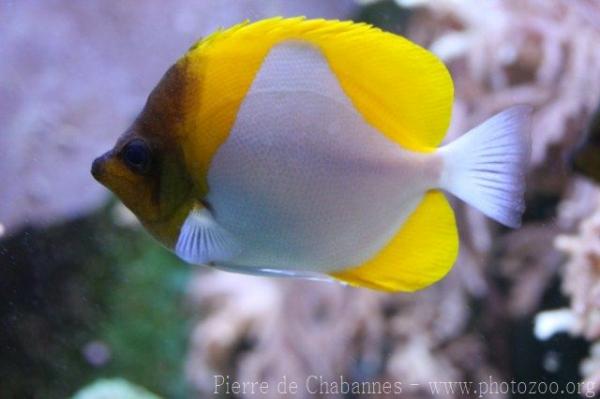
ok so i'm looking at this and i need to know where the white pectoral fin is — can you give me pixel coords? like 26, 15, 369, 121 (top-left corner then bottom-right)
175, 206, 240, 265
439, 105, 532, 227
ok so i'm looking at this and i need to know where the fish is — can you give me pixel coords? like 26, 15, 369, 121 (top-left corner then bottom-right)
91, 17, 531, 292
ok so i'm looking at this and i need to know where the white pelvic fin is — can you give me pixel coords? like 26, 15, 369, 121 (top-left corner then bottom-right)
175, 206, 240, 265
439, 105, 532, 228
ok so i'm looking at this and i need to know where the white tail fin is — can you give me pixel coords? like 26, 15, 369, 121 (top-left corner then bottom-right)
439, 105, 532, 228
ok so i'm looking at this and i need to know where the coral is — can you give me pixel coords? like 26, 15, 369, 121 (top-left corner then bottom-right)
406, 0, 600, 166
555, 188, 600, 341
499, 223, 562, 318
185, 269, 496, 398
553, 187, 600, 396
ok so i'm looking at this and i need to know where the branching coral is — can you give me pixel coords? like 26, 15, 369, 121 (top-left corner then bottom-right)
184, 268, 498, 398
407, 0, 600, 166
554, 187, 600, 395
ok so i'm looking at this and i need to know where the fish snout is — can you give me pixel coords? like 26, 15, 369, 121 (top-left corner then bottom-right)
91, 152, 112, 180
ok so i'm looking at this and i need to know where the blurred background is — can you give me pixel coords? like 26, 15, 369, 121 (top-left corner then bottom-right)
2, 0, 600, 398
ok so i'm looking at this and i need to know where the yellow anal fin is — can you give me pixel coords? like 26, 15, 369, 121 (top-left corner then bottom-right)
330, 191, 458, 292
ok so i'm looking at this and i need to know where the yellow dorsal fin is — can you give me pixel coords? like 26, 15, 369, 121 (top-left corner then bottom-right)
330, 191, 459, 292
177, 17, 454, 195
187, 17, 454, 150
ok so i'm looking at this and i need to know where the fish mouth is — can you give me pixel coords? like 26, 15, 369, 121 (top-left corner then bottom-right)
91, 151, 112, 181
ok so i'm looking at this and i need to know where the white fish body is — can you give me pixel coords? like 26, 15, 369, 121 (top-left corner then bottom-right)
206, 42, 436, 272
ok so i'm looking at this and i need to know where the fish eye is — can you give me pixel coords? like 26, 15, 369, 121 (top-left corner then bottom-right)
121, 139, 151, 174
